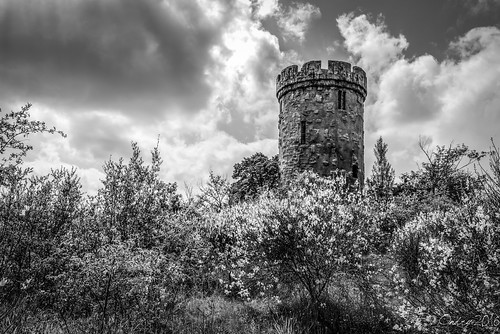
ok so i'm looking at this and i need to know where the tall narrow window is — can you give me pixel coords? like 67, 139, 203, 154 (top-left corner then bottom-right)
352, 164, 359, 179
278, 102, 282, 129
338, 90, 346, 110
300, 121, 306, 144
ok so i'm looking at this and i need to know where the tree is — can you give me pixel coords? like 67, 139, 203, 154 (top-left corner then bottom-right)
0, 103, 65, 172
98, 142, 181, 246
0, 167, 82, 304
395, 139, 485, 202
367, 137, 395, 199
197, 171, 230, 213
230, 153, 280, 203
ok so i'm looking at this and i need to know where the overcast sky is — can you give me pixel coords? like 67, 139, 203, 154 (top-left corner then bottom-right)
1, 0, 499, 194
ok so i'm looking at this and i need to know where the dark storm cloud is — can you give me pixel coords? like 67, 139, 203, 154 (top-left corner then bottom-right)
0, 0, 223, 119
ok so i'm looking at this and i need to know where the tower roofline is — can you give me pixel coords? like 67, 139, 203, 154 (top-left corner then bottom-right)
276, 60, 367, 101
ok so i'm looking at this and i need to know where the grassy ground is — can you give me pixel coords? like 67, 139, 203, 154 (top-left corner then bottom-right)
1, 287, 399, 334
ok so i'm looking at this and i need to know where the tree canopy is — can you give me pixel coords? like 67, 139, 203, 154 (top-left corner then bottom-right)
230, 152, 280, 203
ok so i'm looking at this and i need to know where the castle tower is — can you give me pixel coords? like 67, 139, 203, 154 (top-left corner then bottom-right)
276, 60, 367, 185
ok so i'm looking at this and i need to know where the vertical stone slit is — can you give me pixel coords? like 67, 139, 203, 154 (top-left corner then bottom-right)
338, 90, 347, 110
352, 164, 358, 179
300, 121, 306, 144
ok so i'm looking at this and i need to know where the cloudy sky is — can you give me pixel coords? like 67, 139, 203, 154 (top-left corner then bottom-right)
1, 0, 499, 193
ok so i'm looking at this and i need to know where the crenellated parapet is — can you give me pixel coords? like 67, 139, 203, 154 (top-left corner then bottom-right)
276, 60, 367, 101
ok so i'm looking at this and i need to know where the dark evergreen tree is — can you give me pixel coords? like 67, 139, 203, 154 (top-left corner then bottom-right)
367, 136, 395, 198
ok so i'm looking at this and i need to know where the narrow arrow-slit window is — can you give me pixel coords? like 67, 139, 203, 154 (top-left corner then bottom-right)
352, 164, 359, 179
300, 121, 306, 144
338, 90, 346, 110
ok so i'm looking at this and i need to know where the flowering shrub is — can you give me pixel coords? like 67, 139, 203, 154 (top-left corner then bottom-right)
207, 172, 389, 329
205, 201, 276, 299
389, 199, 500, 333
257, 172, 376, 300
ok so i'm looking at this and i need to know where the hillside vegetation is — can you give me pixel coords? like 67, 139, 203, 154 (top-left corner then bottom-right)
1, 105, 499, 333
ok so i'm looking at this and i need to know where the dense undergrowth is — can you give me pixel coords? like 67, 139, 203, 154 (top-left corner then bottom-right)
1, 106, 499, 333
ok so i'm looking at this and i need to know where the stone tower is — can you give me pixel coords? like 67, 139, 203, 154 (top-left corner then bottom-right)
276, 60, 367, 185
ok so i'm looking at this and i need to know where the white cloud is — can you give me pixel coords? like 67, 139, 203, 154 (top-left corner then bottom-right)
337, 14, 408, 74
252, 0, 279, 19
277, 2, 321, 42
252, 0, 321, 43
338, 14, 500, 177
373, 56, 441, 127
437, 27, 500, 145
449, 26, 500, 58
15, 0, 293, 195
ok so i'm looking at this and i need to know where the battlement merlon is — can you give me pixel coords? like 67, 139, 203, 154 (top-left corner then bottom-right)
276, 60, 367, 101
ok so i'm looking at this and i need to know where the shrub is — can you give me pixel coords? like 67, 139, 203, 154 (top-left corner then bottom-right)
395, 142, 485, 203
389, 200, 500, 333
0, 167, 82, 306
208, 172, 391, 331
53, 241, 187, 332
98, 142, 181, 247
481, 139, 500, 214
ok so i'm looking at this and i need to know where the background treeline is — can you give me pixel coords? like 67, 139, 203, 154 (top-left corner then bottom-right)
1, 104, 499, 334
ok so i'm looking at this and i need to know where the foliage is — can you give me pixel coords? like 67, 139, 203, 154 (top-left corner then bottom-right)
0, 168, 82, 306
204, 200, 276, 300
480, 138, 500, 212
97, 142, 181, 247
197, 171, 231, 213
55, 242, 186, 332
230, 153, 280, 203
207, 171, 392, 331
0, 103, 65, 181
388, 200, 500, 333
257, 172, 375, 300
367, 136, 395, 199
4, 103, 500, 333
395, 141, 485, 202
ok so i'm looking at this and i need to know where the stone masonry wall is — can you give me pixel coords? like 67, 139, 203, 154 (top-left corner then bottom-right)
276, 60, 367, 185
